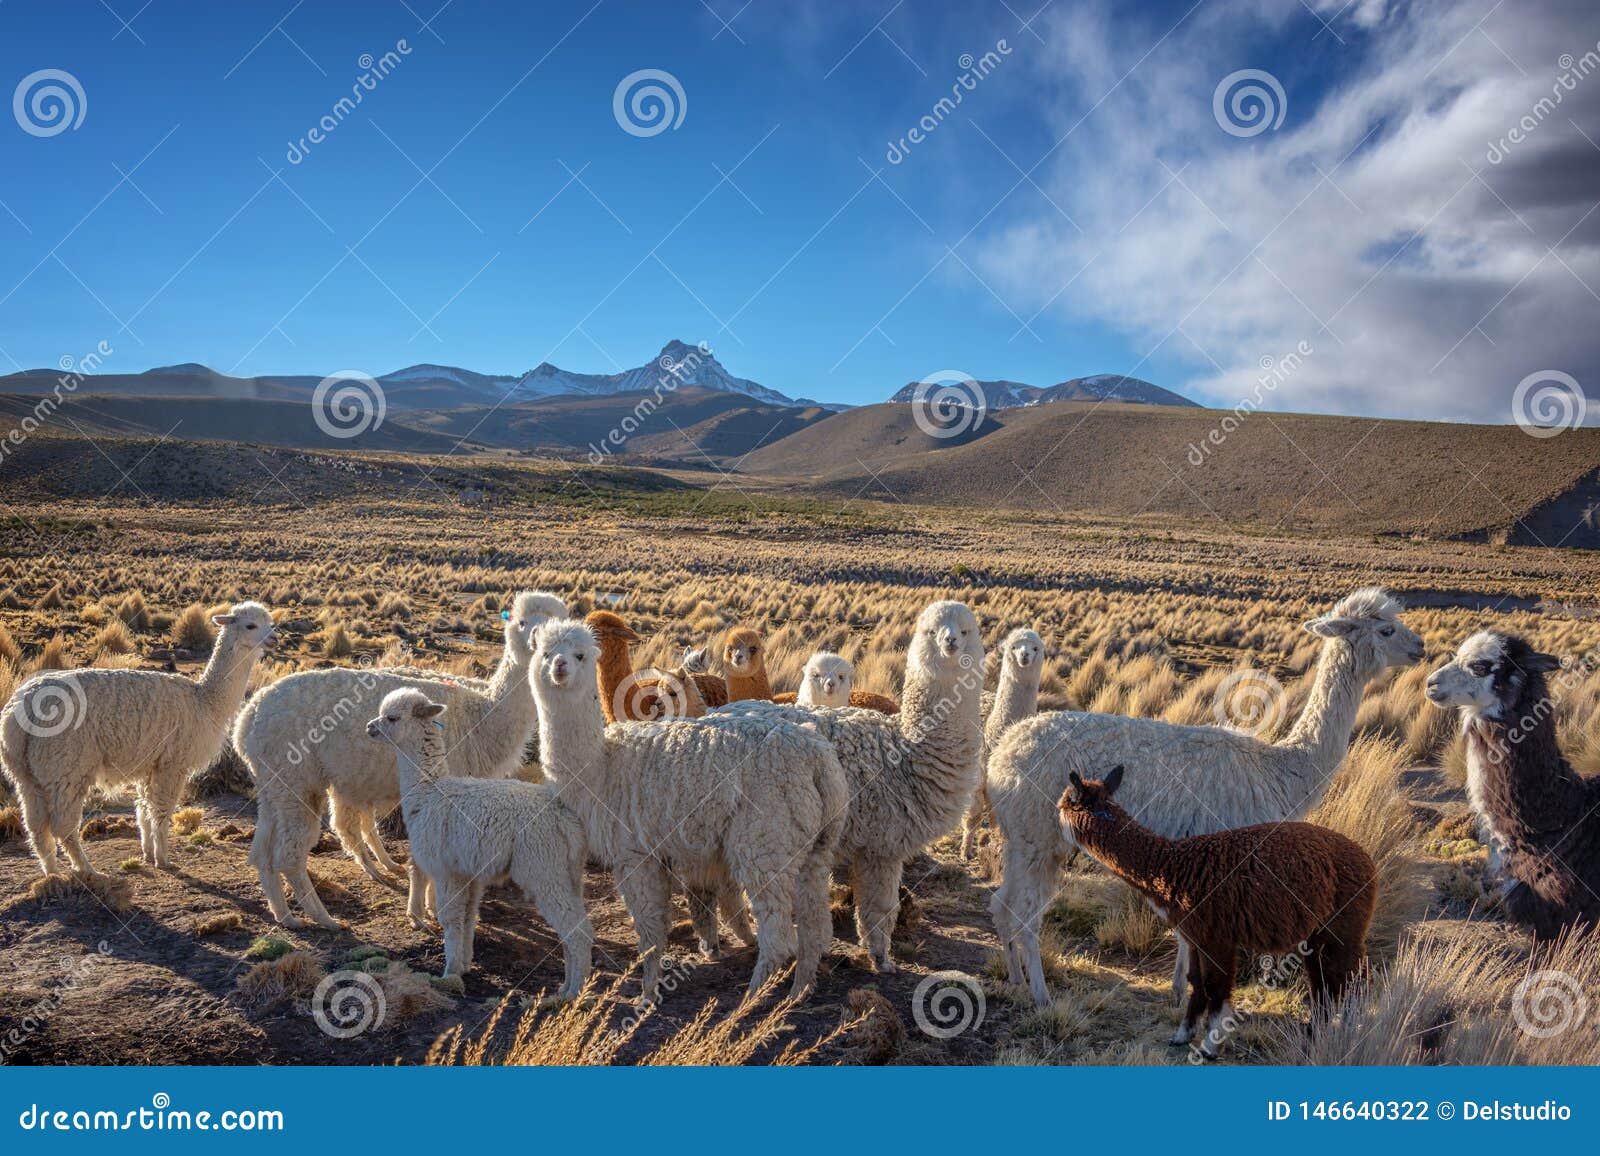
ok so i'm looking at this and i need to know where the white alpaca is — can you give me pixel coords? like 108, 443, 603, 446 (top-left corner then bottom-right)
1, 602, 275, 876
961, 627, 1045, 859
715, 600, 986, 973
988, 588, 1425, 1007
796, 652, 854, 708
365, 688, 591, 995
236, 590, 565, 929
532, 620, 847, 1002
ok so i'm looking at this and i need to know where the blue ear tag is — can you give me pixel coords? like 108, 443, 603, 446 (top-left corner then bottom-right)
433, 720, 446, 731
502, 611, 511, 621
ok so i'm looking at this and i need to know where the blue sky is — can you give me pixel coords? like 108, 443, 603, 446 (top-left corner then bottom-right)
1, 1, 1596, 419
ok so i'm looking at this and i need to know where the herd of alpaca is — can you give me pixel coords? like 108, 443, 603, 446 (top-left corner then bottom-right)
3, 582, 1597, 1054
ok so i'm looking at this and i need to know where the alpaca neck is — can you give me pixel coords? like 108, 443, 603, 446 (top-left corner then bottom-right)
396, 726, 449, 818
1468, 709, 1581, 835
486, 640, 531, 703
594, 637, 632, 723
899, 655, 984, 766
727, 664, 772, 702
195, 637, 258, 718
986, 663, 1040, 748
534, 684, 611, 803
1277, 639, 1371, 780
1072, 812, 1178, 905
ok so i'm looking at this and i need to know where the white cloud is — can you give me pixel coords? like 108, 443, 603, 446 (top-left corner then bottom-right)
974, 0, 1600, 422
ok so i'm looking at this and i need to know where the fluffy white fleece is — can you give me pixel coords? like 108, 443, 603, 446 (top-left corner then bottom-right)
235, 590, 564, 929
987, 588, 1425, 1007
366, 687, 591, 995
714, 600, 986, 973
1, 602, 275, 876
961, 626, 1045, 858
532, 619, 847, 1002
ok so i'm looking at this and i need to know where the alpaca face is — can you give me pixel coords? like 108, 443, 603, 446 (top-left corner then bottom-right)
723, 628, 763, 674
1002, 628, 1044, 674
585, 609, 640, 645
1426, 631, 1560, 719
911, 600, 982, 673
801, 653, 854, 707
211, 601, 276, 648
505, 591, 568, 655
1056, 765, 1125, 848
1303, 588, 1423, 673
366, 687, 446, 748
535, 620, 597, 692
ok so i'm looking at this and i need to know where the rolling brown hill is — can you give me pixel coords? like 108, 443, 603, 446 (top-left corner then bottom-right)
740, 400, 1600, 547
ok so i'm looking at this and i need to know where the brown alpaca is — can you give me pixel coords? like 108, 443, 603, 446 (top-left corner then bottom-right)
1058, 766, 1375, 1059
585, 611, 726, 722
725, 628, 898, 713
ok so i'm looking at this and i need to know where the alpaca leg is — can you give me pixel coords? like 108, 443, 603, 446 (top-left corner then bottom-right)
329, 797, 398, 888
461, 879, 486, 972
12, 775, 61, 875
249, 802, 304, 928
615, 858, 672, 1005
435, 877, 472, 978
1198, 958, 1235, 1061
851, 854, 902, 974
1172, 949, 1207, 1046
360, 808, 403, 872
960, 781, 987, 859
143, 773, 182, 869
719, 881, 757, 948
791, 848, 834, 999
406, 864, 432, 930
1172, 934, 1190, 1006
286, 865, 342, 930
56, 805, 98, 878
525, 873, 593, 1000
686, 885, 724, 959
741, 870, 798, 996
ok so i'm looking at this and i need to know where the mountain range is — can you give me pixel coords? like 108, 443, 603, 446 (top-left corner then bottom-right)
887, 373, 1197, 410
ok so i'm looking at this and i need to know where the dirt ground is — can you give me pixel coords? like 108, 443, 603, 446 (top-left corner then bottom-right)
0, 794, 1044, 1066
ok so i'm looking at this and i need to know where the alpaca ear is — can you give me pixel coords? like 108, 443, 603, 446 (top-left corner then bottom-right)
1066, 770, 1085, 803
413, 701, 446, 720
1104, 764, 1124, 797
1526, 651, 1562, 673
211, 613, 237, 627
1304, 615, 1357, 639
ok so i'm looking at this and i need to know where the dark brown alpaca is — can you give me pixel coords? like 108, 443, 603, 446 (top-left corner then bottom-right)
1058, 766, 1376, 1059
1426, 630, 1600, 939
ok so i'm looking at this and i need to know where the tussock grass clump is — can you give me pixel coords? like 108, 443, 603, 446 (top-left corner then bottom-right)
115, 591, 149, 630
195, 911, 243, 936
93, 618, 136, 656
838, 988, 904, 1064
22, 871, 133, 912
34, 583, 65, 610
236, 951, 324, 1011
118, 857, 144, 872
0, 805, 22, 842
426, 971, 829, 1067
172, 807, 205, 836
168, 604, 216, 650
0, 621, 19, 665
31, 634, 71, 672
1266, 927, 1600, 1066
1307, 735, 1429, 958
80, 814, 138, 839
